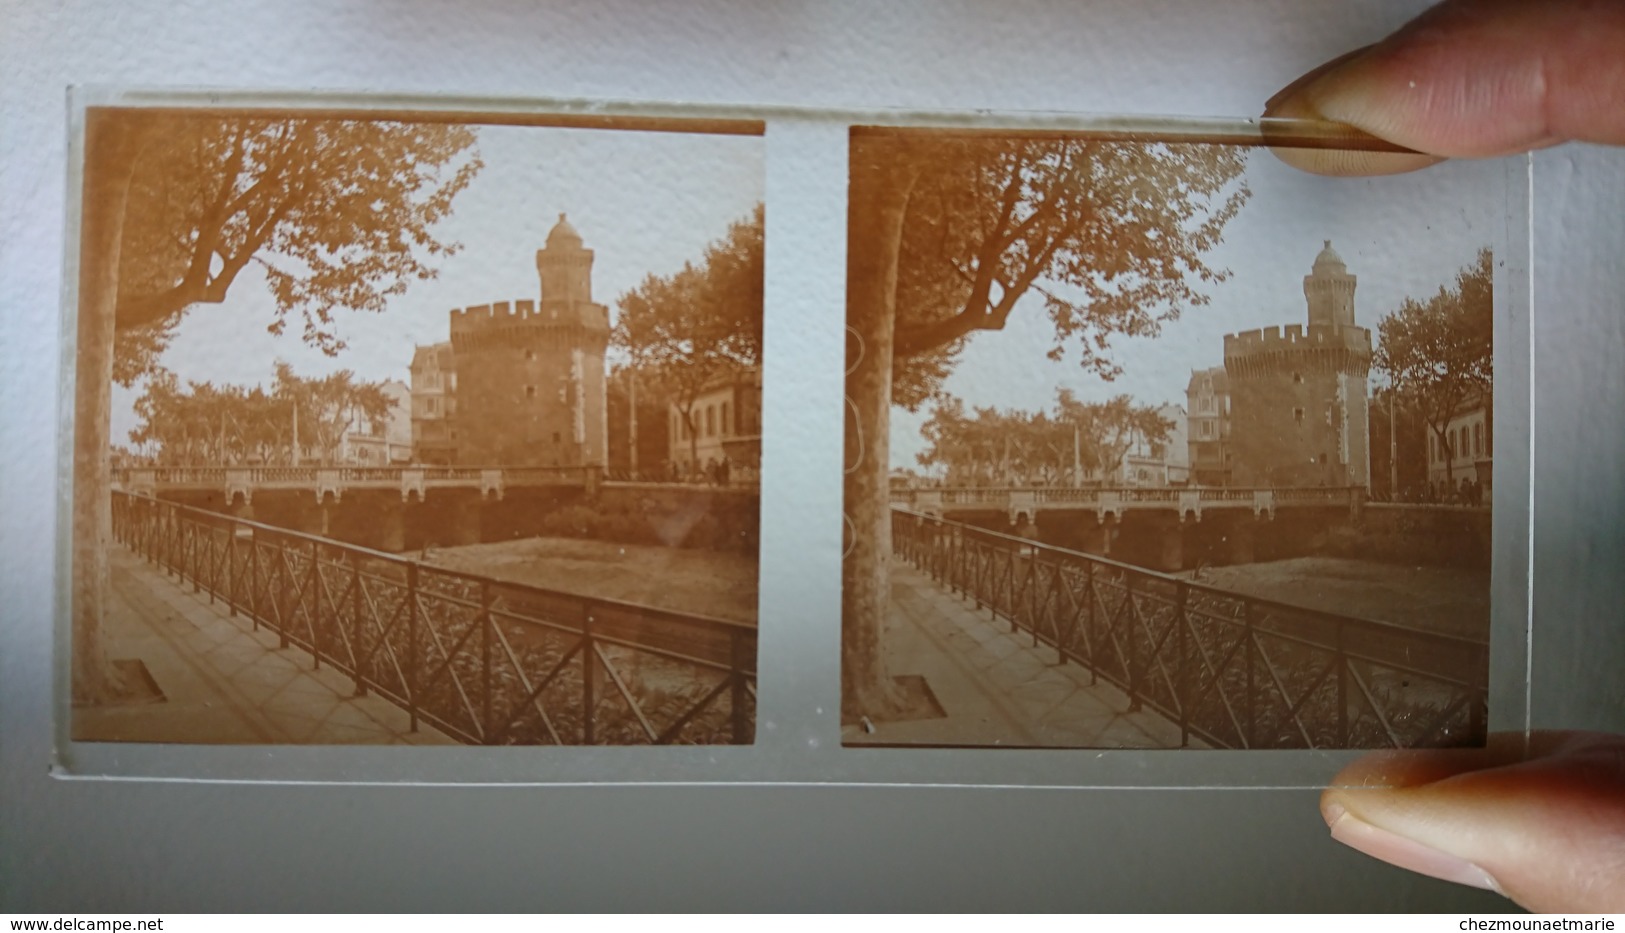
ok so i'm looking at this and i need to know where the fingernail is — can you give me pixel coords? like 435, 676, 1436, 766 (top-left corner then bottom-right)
1264, 45, 1374, 117
1325, 803, 1503, 894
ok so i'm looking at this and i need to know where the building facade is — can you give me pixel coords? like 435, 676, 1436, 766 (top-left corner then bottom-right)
668, 367, 762, 483
409, 342, 458, 464
1223, 241, 1373, 489
1426, 396, 1492, 500
446, 214, 610, 468
1106, 403, 1189, 486
340, 379, 413, 465
1185, 367, 1232, 485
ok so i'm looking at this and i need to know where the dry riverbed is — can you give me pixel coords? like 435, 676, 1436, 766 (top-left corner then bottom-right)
423, 537, 759, 624
1178, 556, 1491, 638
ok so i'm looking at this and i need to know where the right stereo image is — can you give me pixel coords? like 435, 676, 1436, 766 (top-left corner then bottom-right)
841, 125, 1495, 751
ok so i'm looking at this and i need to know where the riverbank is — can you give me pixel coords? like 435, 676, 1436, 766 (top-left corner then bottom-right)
1178, 556, 1490, 637
422, 536, 759, 624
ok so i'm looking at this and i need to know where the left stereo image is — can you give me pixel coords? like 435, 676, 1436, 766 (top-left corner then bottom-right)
66, 103, 764, 746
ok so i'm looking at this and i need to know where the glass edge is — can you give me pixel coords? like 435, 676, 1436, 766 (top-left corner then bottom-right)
47, 88, 1529, 792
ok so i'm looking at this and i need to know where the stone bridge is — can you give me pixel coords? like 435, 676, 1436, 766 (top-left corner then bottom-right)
889, 485, 1367, 523
116, 465, 595, 505
113, 466, 759, 555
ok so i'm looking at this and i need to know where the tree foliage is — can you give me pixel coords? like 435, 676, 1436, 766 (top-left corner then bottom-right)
1374, 248, 1493, 483
74, 109, 479, 704
864, 133, 1252, 407
843, 129, 1250, 719
127, 362, 394, 465
111, 113, 483, 383
613, 204, 763, 464
918, 390, 1174, 485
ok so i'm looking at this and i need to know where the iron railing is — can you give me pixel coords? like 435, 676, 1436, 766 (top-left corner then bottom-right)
112, 491, 756, 745
114, 464, 594, 490
891, 509, 1487, 749
889, 485, 1364, 517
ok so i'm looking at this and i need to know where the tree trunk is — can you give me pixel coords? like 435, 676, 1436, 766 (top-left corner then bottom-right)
841, 158, 919, 722
72, 111, 144, 705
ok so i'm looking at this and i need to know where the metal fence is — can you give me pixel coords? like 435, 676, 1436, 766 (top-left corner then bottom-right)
112, 491, 756, 745
891, 509, 1487, 749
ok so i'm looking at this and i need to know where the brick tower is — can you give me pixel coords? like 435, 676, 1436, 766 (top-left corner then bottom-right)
1223, 240, 1372, 488
448, 214, 610, 467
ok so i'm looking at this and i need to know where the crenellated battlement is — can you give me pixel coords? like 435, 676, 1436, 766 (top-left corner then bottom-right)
448, 298, 610, 337
1224, 323, 1371, 358
1223, 323, 1372, 380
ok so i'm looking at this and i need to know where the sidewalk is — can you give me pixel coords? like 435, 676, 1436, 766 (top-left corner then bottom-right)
73, 547, 457, 745
844, 564, 1196, 749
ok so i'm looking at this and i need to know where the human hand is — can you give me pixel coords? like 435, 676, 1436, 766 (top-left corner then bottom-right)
1264, 0, 1625, 175
1267, 1, 1625, 911
1322, 732, 1625, 912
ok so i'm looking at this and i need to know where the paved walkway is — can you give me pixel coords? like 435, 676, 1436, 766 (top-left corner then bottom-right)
844, 564, 1196, 749
73, 547, 456, 745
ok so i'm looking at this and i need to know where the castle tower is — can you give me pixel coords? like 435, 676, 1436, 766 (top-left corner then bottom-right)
1303, 239, 1357, 329
537, 213, 594, 309
1223, 240, 1372, 489
448, 214, 610, 468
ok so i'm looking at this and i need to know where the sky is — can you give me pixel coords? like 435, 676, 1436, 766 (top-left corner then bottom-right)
887, 148, 1506, 470
110, 122, 764, 446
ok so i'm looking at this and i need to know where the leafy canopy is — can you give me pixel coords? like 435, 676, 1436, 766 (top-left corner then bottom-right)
111, 112, 483, 384
612, 203, 764, 413
852, 132, 1251, 408
128, 361, 395, 465
917, 389, 1175, 485
1374, 248, 1493, 433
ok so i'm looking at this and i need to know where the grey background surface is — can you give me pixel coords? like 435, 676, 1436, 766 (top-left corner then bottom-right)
2, 0, 1621, 912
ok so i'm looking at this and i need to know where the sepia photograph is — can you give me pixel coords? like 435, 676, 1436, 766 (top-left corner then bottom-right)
843, 126, 1495, 750
69, 104, 763, 746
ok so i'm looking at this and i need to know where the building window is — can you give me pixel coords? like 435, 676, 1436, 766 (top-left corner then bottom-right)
525, 349, 536, 361
1293, 408, 1305, 424
1474, 423, 1484, 457
552, 432, 561, 444
1201, 422, 1213, 439
525, 385, 536, 399
1292, 372, 1303, 384
426, 398, 438, 415
705, 406, 716, 437
721, 401, 731, 436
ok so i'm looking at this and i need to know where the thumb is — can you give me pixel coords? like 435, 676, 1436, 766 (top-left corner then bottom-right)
1321, 731, 1625, 912
1265, 0, 1625, 175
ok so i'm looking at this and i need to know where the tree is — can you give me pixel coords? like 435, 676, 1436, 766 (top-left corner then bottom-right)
1374, 249, 1493, 490
128, 363, 394, 466
613, 204, 763, 473
1052, 390, 1175, 484
918, 390, 1176, 487
843, 129, 1249, 718
272, 362, 393, 465
74, 109, 481, 703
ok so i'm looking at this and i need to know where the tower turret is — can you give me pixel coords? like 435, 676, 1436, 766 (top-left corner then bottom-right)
1222, 239, 1373, 489
537, 212, 594, 308
1303, 239, 1357, 329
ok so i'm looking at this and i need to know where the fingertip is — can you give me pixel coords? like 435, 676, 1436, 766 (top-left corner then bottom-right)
1322, 793, 1505, 894
1262, 48, 1445, 176
1264, 144, 1443, 178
